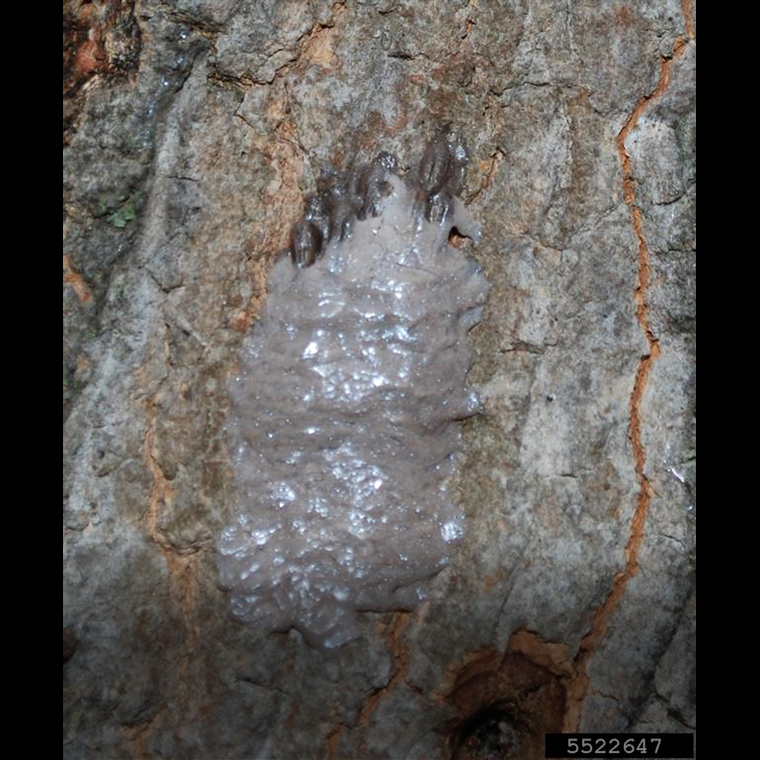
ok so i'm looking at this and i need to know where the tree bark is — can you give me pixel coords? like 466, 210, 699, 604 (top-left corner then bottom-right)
63, 1, 696, 757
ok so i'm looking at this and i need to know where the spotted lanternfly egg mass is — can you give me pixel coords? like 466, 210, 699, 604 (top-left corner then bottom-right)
219, 127, 490, 649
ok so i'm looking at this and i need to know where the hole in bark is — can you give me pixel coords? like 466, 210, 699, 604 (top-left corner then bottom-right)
450, 702, 528, 760
445, 633, 571, 760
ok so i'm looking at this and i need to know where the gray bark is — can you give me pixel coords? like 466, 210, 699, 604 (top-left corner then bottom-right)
63, 1, 696, 758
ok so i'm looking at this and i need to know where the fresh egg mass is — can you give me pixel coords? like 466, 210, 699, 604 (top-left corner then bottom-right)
218, 126, 490, 649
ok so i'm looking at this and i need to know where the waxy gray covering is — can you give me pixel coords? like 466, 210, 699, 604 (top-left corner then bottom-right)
219, 135, 489, 648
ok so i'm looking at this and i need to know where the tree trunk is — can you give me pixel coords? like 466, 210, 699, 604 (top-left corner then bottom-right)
63, 1, 696, 758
